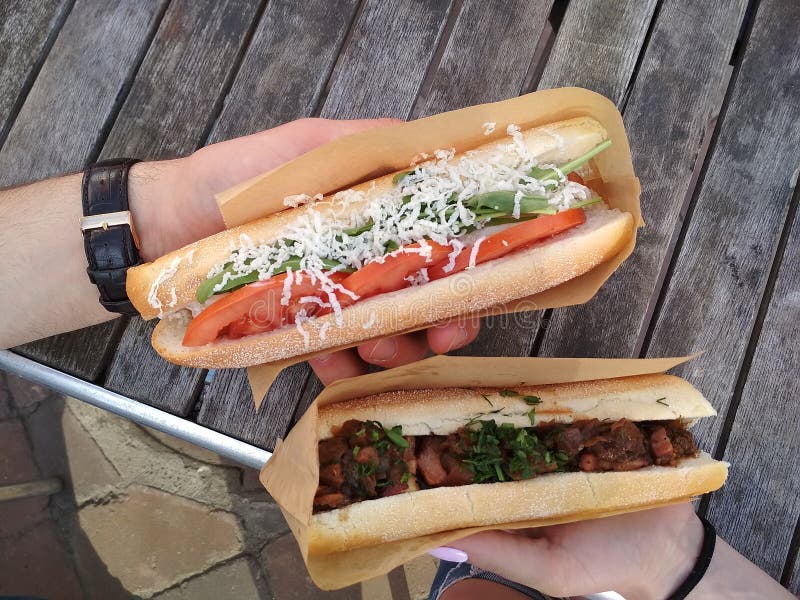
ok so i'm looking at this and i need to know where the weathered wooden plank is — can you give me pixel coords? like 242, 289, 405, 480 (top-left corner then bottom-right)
708, 192, 799, 588
448, 0, 660, 358
290, 372, 324, 428
0, 0, 168, 185
198, 0, 448, 448
207, 0, 360, 141
537, 0, 658, 103
102, 0, 263, 158
643, 0, 800, 578
0, 0, 70, 148
100, 0, 264, 414
411, 0, 554, 357
104, 319, 205, 415
194, 0, 364, 443
412, 0, 553, 118
13, 321, 126, 380
644, 0, 798, 450
535, 0, 745, 360
320, 0, 453, 120
196, 363, 312, 447
0, 0, 169, 379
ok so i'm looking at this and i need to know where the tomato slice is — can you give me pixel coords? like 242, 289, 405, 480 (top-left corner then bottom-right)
183, 272, 347, 346
340, 241, 452, 300
427, 208, 586, 280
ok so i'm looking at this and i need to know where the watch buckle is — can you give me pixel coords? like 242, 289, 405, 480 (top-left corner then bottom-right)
80, 211, 140, 248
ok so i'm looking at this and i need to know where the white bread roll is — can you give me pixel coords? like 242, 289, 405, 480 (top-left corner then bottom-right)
308, 374, 728, 554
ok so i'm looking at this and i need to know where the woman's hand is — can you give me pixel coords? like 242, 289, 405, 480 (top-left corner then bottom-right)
128, 118, 480, 381
439, 503, 795, 600
443, 504, 703, 599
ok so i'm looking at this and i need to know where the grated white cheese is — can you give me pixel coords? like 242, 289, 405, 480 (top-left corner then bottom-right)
280, 269, 294, 306
362, 311, 377, 329
442, 239, 465, 274
283, 193, 322, 208
294, 311, 311, 349
319, 321, 330, 341
147, 256, 182, 315
198, 124, 596, 336
404, 268, 430, 287
467, 237, 485, 269
512, 190, 523, 220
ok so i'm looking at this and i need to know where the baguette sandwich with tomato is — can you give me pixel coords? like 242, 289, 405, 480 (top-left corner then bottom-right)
127, 116, 635, 368
309, 374, 728, 553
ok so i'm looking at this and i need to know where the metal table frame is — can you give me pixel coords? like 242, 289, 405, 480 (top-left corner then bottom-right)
0, 350, 271, 469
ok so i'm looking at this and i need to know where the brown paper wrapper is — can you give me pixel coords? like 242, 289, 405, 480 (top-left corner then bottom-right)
212, 87, 643, 405
259, 354, 694, 590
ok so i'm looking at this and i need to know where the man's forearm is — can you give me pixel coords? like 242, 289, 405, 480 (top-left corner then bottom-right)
0, 173, 115, 348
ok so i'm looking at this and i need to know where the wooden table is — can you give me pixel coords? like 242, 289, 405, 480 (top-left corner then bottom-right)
1, 0, 798, 591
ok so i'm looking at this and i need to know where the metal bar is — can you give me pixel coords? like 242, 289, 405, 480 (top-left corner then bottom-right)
0, 350, 271, 469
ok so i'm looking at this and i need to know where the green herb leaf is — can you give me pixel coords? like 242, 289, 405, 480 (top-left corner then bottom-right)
393, 170, 413, 185
384, 240, 400, 253
400, 471, 410, 484
499, 389, 518, 397
527, 408, 536, 426
352, 445, 360, 457
529, 139, 612, 182
343, 219, 374, 236
468, 191, 556, 216
195, 256, 350, 302
523, 395, 541, 405
383, 425, 409, 448
571, 196, 603, 210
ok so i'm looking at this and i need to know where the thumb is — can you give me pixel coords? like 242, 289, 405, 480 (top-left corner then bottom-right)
447, 530, 564, 594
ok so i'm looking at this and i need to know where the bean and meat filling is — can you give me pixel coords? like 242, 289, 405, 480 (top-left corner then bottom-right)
314, 417, 698, 513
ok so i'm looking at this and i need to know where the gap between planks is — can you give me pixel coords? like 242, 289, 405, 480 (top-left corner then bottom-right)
0, 0, 77, 154
86, 0, 173, 165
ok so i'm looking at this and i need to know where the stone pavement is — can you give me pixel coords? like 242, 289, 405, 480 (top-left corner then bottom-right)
0, 372, 438, 599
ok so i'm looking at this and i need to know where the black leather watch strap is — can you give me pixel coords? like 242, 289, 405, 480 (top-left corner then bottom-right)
81, 159, 142, 315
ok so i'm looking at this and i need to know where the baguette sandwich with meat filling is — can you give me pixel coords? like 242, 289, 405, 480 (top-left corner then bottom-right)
127, 116, 635, 368
309, 373, 728, 553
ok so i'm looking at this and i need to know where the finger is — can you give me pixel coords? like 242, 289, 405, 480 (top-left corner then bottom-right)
308, 117, 404, 146
448, 530, 558, 592
426, 317, 481, 355
357, 332, 429, 368
263, 117, 402, 163
308, 349, 369, 385
192, 117, 402, 192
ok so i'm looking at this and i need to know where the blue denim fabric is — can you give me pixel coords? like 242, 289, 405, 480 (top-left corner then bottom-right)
428, 560, 559, 599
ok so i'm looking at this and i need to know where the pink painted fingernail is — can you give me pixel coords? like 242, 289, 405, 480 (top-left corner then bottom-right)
427, 546, 468, 563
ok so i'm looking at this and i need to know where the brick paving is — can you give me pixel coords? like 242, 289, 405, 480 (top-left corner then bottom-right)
0, 372, 436, 598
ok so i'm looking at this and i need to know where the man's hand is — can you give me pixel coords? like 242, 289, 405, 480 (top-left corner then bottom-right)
127, 118, 479, 381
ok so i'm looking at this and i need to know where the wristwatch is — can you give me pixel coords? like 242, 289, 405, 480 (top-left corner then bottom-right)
80, 159, 142, 315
